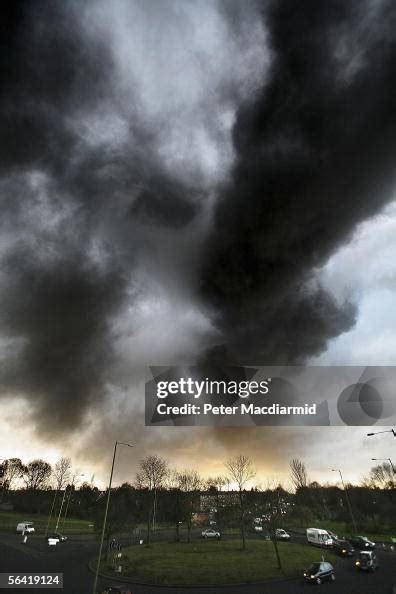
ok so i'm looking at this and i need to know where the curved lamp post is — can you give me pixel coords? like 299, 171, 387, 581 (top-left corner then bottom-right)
92, 441, 134, 594
331, 469, 357, 533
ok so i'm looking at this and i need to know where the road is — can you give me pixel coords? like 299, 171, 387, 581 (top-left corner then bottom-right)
0, 531, 394, 594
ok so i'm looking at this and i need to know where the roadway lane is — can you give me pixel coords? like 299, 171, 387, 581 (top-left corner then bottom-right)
0, 533, 97, 594
0, 532, 394, 594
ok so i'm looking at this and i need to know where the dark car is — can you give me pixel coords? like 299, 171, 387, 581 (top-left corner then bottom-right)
101, 585, 132, 594
333, 539, 354, 556
303, 561, 335, 584
45, 533, 67, 543
348, 535, 375, 549
355, 550, 379, 572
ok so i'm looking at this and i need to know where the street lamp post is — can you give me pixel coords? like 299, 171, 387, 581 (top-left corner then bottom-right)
55, 488, 67, 532
367, 429, 396, 438
371, 458, 396, 473
60, 473, 85, 531
332, 469, 357, 533
45, 489, 59, 536
92, 441, 134, 594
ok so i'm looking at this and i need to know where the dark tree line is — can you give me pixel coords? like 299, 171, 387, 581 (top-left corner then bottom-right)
1, 454, 394, 545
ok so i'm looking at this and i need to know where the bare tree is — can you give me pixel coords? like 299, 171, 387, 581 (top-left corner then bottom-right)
52, 457, 72, 490
205, 475, 226, 491
365, 462, 395, 489
1, 458, 24, 492
176, 469, 202, 543
136, 455, 168, 490
23, 459, 52, 490
136, 455, 168, 545
290, 458, 308, 491
262, 483, 287, 571
225, 455, 255, 550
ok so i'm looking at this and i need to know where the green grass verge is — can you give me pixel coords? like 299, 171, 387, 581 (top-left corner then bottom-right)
0, 511, 94, 534
100, 540, 337, 586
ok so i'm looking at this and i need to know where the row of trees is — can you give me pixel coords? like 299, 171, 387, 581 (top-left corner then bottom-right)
2, 454, 393, 493
1, 454, 394, 557
0, 457, 78, 492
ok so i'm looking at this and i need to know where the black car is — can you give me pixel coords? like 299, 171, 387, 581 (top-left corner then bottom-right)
45, 533, 67, 543
348, 535, 375, 549
333, 539, 354, 556
101, 585, 131, 594
303, 561, 335, 584
355, 550, 379, 572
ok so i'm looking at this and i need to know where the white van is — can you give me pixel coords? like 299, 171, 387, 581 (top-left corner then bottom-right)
306, 528, 333, 547
16, 522, 35, 534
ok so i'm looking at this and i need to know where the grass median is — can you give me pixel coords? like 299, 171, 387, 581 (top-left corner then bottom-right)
99, 539, 337, 586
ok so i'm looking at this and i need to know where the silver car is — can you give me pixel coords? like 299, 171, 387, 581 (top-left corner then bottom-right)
201, 528, 221, 539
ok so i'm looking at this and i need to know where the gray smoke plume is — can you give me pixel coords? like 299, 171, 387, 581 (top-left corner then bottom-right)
200, 0, 396, 364
0, 0, 207, 436
1, 0, 396, 452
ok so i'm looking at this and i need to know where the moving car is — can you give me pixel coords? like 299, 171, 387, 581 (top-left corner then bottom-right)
348, 535, 375, 549
303, 561, 335, 584
332, 539, 354, 556
101, 586, 131, 594
45, 533, 67, 544
16, 522, 35, 534
306, 528, 333, 547
355, 550, 379, 572
201, 528, 221, 539
276, 528, 290, 540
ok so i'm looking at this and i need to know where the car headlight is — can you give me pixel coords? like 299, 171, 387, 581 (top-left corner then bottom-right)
342, 549, 346, 553
310, 575, 315, 579
303, 573, 307, 577
356, 561, 360, 566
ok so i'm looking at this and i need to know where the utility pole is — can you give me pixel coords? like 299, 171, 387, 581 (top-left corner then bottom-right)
332, 469, 357, 533
92, 441, 134, 594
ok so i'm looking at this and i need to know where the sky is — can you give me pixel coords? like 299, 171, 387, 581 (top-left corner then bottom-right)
0, 0, 396, 489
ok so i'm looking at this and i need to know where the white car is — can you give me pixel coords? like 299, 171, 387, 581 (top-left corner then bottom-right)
202, 528, 221, 539
16, 522, 35, 534
276, 528, 290, 540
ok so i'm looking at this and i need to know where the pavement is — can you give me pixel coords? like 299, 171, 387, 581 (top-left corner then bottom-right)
0, 531, 394, 594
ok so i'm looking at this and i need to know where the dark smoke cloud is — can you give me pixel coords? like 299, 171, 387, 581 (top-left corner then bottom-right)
1, 0, 396, 469
0, 249, 125, 433
0, 0, 202, 436
201, 0, 396, 364
130, 176, 199, 229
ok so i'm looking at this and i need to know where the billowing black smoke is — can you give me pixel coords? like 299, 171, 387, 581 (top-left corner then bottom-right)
0, 0, 200, 436
200, 0, 396, 364
1, 0, 396, 446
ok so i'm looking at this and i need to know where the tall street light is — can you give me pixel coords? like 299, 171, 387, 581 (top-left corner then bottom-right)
55, 488, 68, 532
45, 488, 59, 537
371, 458, 396, 473
332, 469, 357, 533
367, 429, 396, 438
92, 441, 134, 594
60, 473, 85, 531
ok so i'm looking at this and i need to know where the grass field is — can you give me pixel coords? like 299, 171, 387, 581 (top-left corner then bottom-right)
101, 540, 337, 586
0, 511, 94, 534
